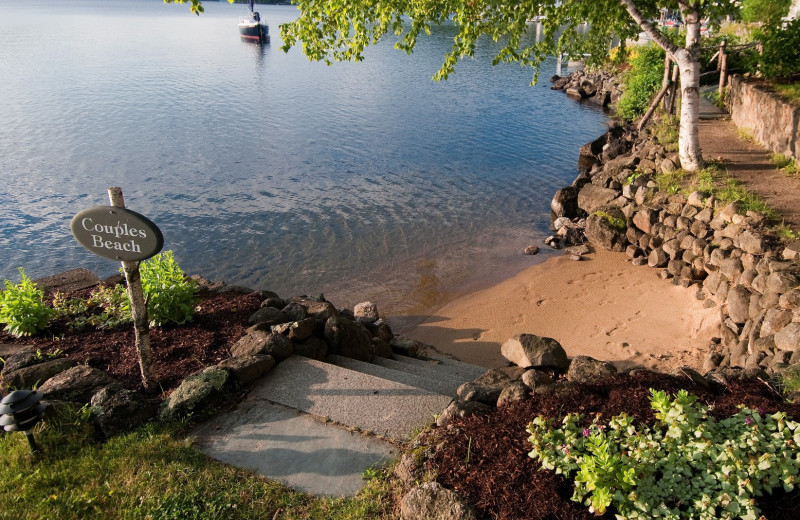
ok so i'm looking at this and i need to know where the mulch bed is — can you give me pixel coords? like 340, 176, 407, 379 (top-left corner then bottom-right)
0, 288, 262, 396
428, 372, 800, 520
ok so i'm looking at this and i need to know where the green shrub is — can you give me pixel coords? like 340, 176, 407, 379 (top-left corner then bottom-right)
527, 389, 800, 520
0, 268, 53, 337
616, 43, 666, 121
138, 250, 198, 327
749, 19, 800, 80
740, 0, 791, 24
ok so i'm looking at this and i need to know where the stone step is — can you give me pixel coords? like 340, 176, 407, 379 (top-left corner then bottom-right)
370, 356, 467, 396
326, 355, 455, 396
249, 355, 452, 441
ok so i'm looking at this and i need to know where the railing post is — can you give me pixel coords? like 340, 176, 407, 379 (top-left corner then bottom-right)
718, 38, 728, 96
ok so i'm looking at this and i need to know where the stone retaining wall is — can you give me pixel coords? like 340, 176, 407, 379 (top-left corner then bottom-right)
729, 74, 800, 160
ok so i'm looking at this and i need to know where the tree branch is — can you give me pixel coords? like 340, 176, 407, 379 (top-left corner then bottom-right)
619, 0, 679, 56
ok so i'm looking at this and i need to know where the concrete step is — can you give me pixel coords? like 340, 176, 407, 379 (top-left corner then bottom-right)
370, 356, 466, 396
249, 355, 452, 441
193, 401, 397, 497
326, 354, 455, 396
425, 354, 488, 382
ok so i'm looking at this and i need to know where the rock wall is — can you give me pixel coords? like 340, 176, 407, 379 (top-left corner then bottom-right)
551, 112, 800, 376
729, 75, 800, 160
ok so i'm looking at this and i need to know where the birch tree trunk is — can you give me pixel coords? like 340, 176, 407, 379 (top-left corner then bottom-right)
620, 0, 704, 172
788, 0, 800, 20
674, 7, 703, 172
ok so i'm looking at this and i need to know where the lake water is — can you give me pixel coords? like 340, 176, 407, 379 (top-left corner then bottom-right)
0, 0, 607, 317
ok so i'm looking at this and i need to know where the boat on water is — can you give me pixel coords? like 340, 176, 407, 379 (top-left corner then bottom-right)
238, 0, 269, 44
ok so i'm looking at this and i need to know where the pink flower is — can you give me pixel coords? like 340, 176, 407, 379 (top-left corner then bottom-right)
583, 428, 591, 437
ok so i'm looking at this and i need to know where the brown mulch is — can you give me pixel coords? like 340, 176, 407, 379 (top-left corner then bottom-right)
428, 372, 800, 520
0, 288, 262, 396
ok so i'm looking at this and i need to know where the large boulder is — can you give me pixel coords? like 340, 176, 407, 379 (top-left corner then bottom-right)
585, 207, 628, 252
400, 482, 477, 520
292, 337, 329, 361
216, 354, 276, 385
324, 315, 374, 362
247, 306, 289, 327
91, 387, 157, 437
501, 334, 569, 370
0, 345, 39, 374
353, 302, 380, 323
1, 358, 77, 389
436, 399, 491, 427
578, 184, 619, 214
775, 323, 800, 352
457, 369, 513, 406
37, 365, 117, 403
726, 285, 752, 325
566, 356, 617, 383
551, 186, 580, 219
230, 330, 293, 360
160, 367, 229, 420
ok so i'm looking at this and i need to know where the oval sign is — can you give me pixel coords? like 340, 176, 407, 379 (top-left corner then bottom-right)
70, 206, 164, 262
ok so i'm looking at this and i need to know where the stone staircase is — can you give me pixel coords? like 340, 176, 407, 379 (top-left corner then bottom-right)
193, 351, 487, 496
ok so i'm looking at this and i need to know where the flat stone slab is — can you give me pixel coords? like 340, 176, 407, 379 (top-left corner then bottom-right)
326, 354, 454, 396
192, 401, 396, 497
33, 268, 100, 294
250, 356, 452, 440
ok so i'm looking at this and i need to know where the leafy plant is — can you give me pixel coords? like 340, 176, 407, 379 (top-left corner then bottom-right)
593, 211, 627, 230
616, 43, 666, 122
772, 153, 799, 176
752, 19, 800, 80
528, 389, 800, 520
138, 250, 198, 327
0, 268, 54, 337
88, 284, 133, 329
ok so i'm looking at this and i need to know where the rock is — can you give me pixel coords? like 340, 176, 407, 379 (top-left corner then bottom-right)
578, 184, 620, 214
774, 323, 800, 352
371, 338, 394, 359
633, 208, 659, 234
565, 244, 591, 256
216, 354, 276, 385
715, 202, 741, 224
91, 387, 156, 437
566, 356, 617, 383
160, 367, 229, 420
500, 334, 569, 370
38, 365, 117, 403
551, 186, 580, 219
390, 337, 423, 357
457, 369, 512, 406
780, 290, 800, 309
394, 452, 423, 484
247, 306, 289, 327
524, 245, 540, 255
767, 272, 799, 293
521, 369, 554, 389
686, 191, 705, 207
436, 400, 491, 427
648, 247, 669, 268
272, 318, 316, 341
702, 352, 725, 373
324, 316, 374, 362
761, 309, 794, 337
354, 302, 380, 323
497, 381, 530, 406
292, 337, 329, 361
783, 241, 800, 261
726, 285, 752, 324
736, 230, 766, 255
671, 366, 710, 388
365, 319, 394, 342
399, 482, 477, 520
585, 207, 628, 252
1, 358, 76, 389
231, 330, 293, 361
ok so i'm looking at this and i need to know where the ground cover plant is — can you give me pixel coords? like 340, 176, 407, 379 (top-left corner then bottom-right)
428, 372, 800, 520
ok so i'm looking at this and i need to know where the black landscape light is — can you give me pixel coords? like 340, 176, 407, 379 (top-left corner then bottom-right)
0, 390, 46, 453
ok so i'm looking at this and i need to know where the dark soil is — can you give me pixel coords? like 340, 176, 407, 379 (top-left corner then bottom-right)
428, 372, 800, 520
0, 288, 262, 396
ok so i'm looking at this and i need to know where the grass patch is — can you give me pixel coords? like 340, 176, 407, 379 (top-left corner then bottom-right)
772, 153, 799, 176
0, 418, 397, 520
779, 365, 800, 395
593, 211, 627, 230
773, 223, 800, 243
651, 114, 679, 152
737, 127, 757, 142
772, 82, 800, 105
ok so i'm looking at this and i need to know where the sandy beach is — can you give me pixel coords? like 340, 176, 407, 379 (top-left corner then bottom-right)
402, 248, 719, 372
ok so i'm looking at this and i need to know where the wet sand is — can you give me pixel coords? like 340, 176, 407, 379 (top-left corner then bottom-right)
400, 248, 719, 372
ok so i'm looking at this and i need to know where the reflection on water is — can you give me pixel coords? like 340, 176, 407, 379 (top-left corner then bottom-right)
0, 0, 607, 316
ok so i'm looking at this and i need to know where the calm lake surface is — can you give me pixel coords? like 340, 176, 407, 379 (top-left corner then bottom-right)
0, 0, 607, 317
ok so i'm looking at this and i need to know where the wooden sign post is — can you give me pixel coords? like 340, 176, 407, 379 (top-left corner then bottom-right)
70, 187, 164, 392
